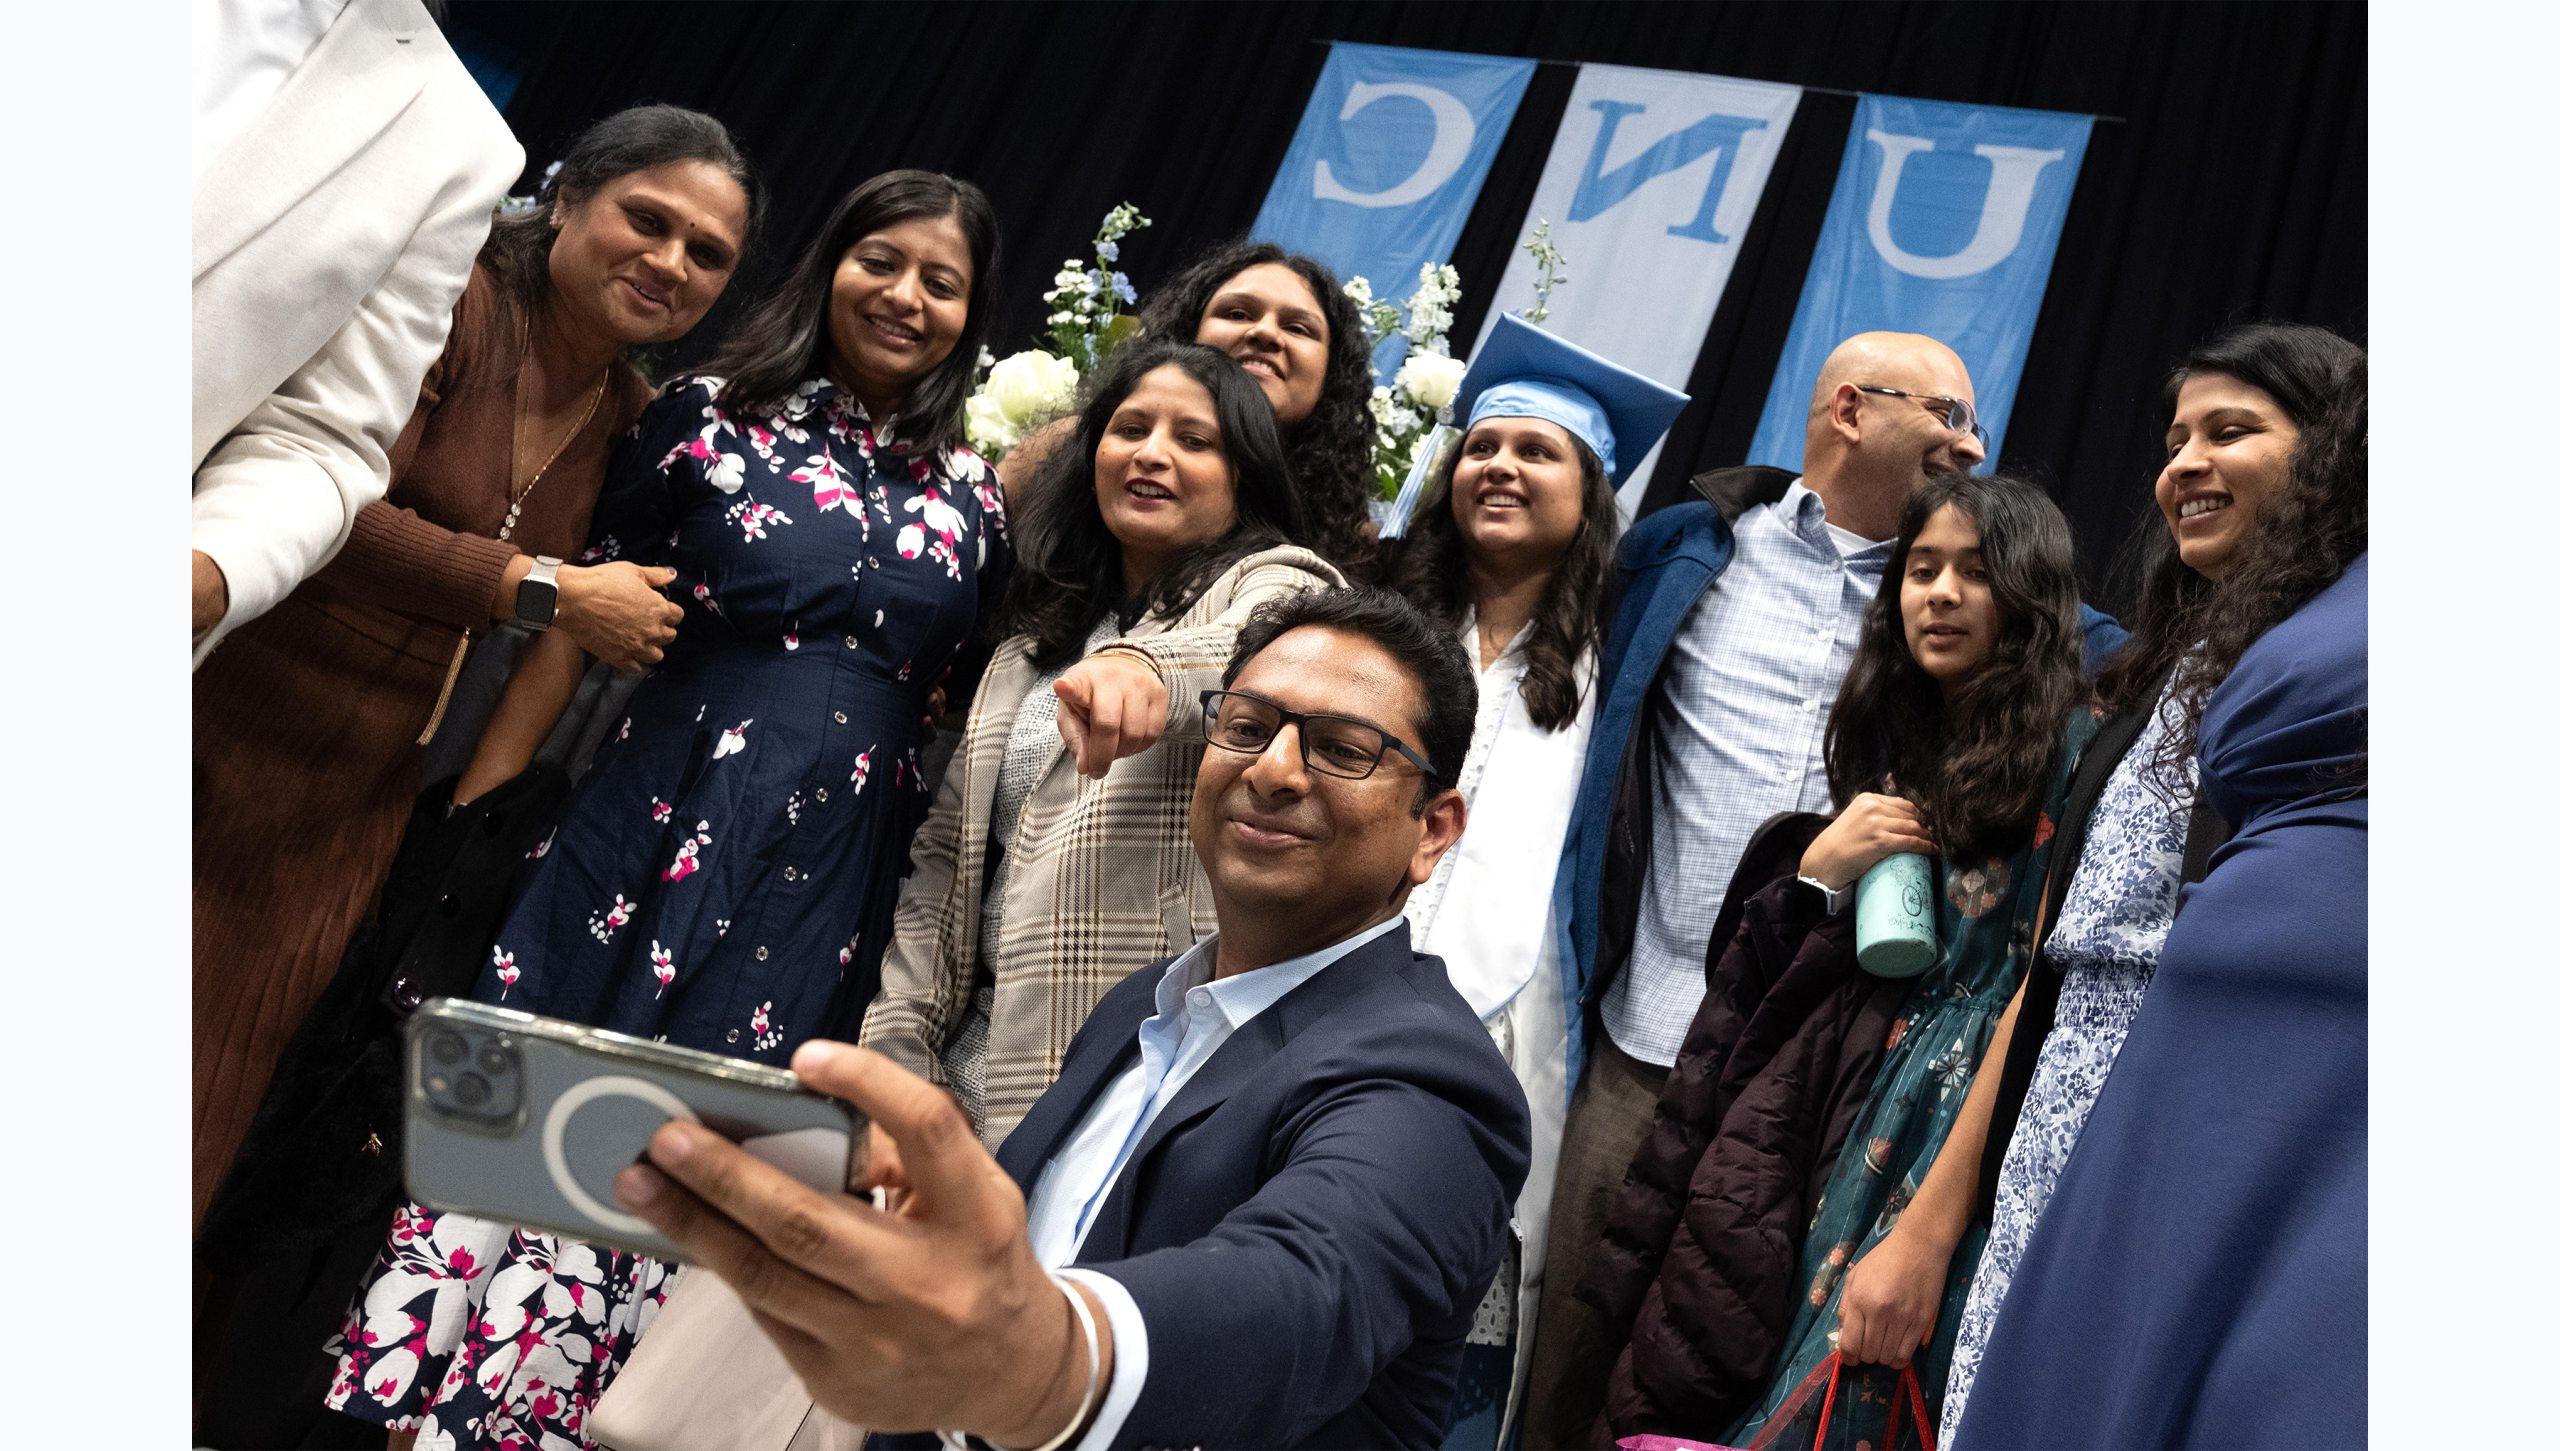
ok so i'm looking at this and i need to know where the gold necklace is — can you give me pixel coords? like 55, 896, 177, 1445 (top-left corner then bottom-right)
418, 311, 611, 747
503, 308, 609, 542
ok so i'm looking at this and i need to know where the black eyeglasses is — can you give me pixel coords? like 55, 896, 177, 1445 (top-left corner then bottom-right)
1199, 690, 1437, 782
1856, 385, 1987, 446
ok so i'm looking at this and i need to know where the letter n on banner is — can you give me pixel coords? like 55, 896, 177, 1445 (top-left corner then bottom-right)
1479, 65, 1801, 513
1249, 42, 1533, 375
1746, 95, 2093, 474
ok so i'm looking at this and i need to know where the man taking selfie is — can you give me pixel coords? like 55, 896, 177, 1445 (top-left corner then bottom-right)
616, 586, 1532, 1449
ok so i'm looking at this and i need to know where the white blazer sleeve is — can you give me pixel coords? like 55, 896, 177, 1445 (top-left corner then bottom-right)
190, 77, 519, 663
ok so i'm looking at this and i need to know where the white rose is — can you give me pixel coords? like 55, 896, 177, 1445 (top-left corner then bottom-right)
1395, 351, 1466, 412
987, 350, 1080, 421
965, 391, 1020, 456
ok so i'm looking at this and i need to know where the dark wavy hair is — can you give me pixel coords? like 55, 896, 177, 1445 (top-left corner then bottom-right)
1137, 240, 1377, 568
996, 339, 1310, 671
1224, 584, 1478, 811
1825, 472, 2087, 863
706, 170, 1000, 457
2095, 322, 2366, 790
1388, 426, 1617, 731
482, 104, 764, 333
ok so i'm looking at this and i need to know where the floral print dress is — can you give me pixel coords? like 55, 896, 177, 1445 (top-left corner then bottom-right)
326, 376, 1005, 1449
1720, 710, 2094, 1451
1937, 690, 2195, 1447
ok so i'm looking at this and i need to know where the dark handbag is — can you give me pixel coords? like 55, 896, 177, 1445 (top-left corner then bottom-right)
195, 762, 570, 1269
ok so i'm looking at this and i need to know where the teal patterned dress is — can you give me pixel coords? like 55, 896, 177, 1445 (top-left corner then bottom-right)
1722, 709, 2095, 1449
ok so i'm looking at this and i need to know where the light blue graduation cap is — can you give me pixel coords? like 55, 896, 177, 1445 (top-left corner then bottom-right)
1458, 312, 1691, 487
1379, 313, 1690, 537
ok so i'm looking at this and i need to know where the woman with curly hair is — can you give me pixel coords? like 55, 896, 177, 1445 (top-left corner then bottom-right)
1704, 470, 2097, 1451
1386, 315, 1685, 1447
1007, 239, 1378, 572
1943, 323, 2365, 1450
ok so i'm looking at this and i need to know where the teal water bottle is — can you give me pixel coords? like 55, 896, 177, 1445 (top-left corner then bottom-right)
1855, 852, 1939, 978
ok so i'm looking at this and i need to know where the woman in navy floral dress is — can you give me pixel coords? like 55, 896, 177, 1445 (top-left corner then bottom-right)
325, 172, 1005, 1451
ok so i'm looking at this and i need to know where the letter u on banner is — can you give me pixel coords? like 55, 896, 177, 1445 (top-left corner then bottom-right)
1249, 42, 1533, 374
1746, 95, 2093, 474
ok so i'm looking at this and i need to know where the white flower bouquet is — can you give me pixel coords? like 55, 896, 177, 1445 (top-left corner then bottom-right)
964, 203, 1152, 462
1355, 262, 1465, 510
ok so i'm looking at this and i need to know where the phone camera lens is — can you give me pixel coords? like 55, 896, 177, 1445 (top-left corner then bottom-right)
428, 1031, 467, 1066
453, 1072, 491, 1108
474, 1044, 512, 1077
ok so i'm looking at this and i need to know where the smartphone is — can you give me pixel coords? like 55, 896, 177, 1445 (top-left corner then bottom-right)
402, 997, 868, 1261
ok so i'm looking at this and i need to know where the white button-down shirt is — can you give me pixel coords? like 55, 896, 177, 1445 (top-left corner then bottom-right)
1019, 916, 1406, 1449
1602, 481, 1891, 1066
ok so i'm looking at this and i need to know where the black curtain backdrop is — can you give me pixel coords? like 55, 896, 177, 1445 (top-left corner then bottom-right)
450, 0, 2365, 611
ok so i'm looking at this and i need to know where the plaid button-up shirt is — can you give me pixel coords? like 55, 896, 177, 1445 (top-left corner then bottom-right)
1601, 481, 1892, 1066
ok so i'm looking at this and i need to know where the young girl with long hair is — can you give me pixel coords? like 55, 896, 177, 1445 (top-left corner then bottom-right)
1385, 315, 1686, 1447
1713, 471, 2097, 1450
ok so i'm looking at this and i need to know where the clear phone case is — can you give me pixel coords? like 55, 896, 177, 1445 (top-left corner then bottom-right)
402, 998, 866, 1261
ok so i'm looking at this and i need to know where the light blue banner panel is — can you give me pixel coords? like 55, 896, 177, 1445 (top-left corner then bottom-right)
1249, 42, 1534, 375
1747, 94, 2093, 473
1478, 64, 1801, 511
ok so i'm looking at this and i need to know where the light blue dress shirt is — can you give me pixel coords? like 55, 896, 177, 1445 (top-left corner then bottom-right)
1018, 915, 1409, 1450
1603, 480, 1892, 1066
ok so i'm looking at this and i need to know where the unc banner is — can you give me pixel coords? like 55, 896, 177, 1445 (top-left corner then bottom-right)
1250, 42, 1533, 371
1747, 95, 2093, 474
1479, 65, 1800, 508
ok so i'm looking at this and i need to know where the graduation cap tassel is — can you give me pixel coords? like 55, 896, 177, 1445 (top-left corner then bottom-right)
1379, 421, 1456, 541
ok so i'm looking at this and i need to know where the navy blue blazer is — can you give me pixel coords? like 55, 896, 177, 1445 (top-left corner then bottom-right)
989, 921, 1530, 1450
1550, 470, 2127, 1084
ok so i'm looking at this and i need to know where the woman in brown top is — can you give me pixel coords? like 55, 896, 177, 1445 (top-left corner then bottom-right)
191, 105, 760, 1229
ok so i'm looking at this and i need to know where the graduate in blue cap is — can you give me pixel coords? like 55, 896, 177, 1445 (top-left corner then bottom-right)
1386, 312, 1686, 1450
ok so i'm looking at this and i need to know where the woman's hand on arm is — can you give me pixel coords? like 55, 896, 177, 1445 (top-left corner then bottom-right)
519, 560, 683, 672
1799, 792, 1937, 892
1834, 986, 2026, 1367
453, 629, 589, 806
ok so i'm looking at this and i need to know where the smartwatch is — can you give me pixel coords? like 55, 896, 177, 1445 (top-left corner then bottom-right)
1796, 873, 1851, 916
514, 555, 564, 631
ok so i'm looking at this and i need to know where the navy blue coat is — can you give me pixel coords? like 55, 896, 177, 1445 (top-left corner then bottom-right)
1552, 469, 2127, 1086
995, 921, 1532, 1450
1953, 557, 2366, 1450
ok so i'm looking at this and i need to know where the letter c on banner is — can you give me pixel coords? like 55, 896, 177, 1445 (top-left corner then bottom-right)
1313, 81, 1477, 209
1862, 130, 2068, 280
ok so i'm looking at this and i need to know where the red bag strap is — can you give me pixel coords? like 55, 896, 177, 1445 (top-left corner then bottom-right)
1746, 1352, 1845, 1451
1811, 1355, 1844, 1451
1881, 1364, 1937, 1451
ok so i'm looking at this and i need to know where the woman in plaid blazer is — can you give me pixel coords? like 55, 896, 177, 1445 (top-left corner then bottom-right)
862, 339, 1344, 1145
